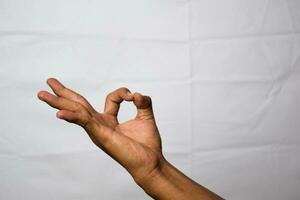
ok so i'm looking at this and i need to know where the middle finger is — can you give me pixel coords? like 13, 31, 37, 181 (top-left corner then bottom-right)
46, 78, 97, 113
38, 91, 85, 113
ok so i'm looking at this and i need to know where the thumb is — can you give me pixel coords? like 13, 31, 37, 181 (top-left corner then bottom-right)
133, 92, 154, 120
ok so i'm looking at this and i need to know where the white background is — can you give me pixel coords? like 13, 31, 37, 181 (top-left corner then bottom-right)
1, 0, 300, 199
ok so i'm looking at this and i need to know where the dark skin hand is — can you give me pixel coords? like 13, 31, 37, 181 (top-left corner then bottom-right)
37, 78, 224, 200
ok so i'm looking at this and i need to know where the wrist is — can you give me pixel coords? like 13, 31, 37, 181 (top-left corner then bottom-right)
134, 156, 179, 199
133, 156, 224, 200
133, 155, 168, 187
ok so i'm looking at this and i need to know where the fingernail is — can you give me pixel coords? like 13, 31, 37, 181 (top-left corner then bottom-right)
37, 92, 44, 101
56, 112, 63, 119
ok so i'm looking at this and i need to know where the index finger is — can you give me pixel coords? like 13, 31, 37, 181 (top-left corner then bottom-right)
104, 87, 134, 117
46, 78, 97, 114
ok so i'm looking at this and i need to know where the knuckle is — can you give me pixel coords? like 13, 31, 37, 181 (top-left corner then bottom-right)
106, 87, 130, 100
144, 95, 152, 105
56, 87, 66, 95
76, 94, 86, 102
106, 91, 119, 104
74, 102, 83, 111
146, 95, 152, 101
78, 115, 89, 127
119, 87, 129, 92
82, 115, 98, 133
106, 92, 114, 100
77, 93, 85, 100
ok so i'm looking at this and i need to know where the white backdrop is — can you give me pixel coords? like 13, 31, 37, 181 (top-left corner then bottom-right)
1, 0, 300, 199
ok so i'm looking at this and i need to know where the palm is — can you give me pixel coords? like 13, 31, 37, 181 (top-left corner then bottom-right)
100, 113, 162, 152
90, 112, 163, 178
118, 119, 161, 150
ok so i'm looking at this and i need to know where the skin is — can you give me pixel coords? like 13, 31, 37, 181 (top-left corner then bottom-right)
37, 78, 224, 200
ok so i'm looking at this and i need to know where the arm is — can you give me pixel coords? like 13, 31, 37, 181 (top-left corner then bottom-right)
37, 78, 224, 200
136, 159, 224, 200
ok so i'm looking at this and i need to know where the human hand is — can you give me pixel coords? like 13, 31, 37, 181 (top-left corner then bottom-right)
38, 78, 224, 200
37, 78, 165, 184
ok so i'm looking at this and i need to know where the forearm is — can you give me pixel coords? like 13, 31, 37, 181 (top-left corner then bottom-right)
135, 158, 224, 200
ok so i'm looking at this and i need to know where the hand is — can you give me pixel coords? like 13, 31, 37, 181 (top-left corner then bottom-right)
38, 78, 224, 200
37, 78, 165, 184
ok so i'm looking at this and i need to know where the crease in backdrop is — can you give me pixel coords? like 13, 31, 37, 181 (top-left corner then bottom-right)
0, 0, 299, 199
